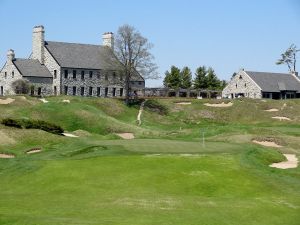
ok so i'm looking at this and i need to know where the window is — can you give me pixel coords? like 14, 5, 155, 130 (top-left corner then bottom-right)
54, 86, 57, 95
72, 86, 76, 96
131, 81, 135, 85
105, 87, 108, 97
64, 86, 68, 95
37, 87, 42, 96
112, 88, 116, 97
54, 70, 57, 79
138, 81, 142, 85
239, 75, 242, 79
4, 72, 7, 79
89, 87, 93, 96
113, 72, 116, 80
244, 83, 246, 88
120, 88, 123, 97
236, 84, 237, 89
97, 87, 101, 96
73, 70, 77, 79
97, 71, 101, 79
12, 71, 14, 78
81, 71, 84, 80
64, 70, 68, 79
89, 71, 93, 78
120, 74, 123, 81
81, 87, 84, 96
105, 74, 108, 81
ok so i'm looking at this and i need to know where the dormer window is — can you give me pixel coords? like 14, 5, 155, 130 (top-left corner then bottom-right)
89, 71, 93, 78
239, 75, 242, 79
81, 71, 84, 80
73, 70, 77, 79
105, 74, 108, 81
54, 70, 57, 79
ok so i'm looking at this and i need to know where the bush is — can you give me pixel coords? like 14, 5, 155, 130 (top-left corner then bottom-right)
11, 79, 30, 94
144, 99, 168, 115
1, 118, 64, 135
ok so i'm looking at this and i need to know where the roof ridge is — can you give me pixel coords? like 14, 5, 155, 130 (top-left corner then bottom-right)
45, 40, 105, 48
246, 70, 290, 75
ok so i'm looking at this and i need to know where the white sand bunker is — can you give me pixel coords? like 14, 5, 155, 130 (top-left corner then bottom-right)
39, 98, 49, 103
0, 153, 15, 158
270, 154, 298, 169
62, 133, 79, 138
0, 98, 15, 105
62, 99, 70, 103
252, 140, 282, 148
204, 102, 233, 107
264, 108, 279, 112
176, 102, 191, 105
116, 133, 135, 140
26, 148, 42, 154
272, 116, 291, 121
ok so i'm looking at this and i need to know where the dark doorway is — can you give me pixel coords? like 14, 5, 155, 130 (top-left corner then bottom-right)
0, 86, 3, 96
97, 87, 101, 97
120, 88, 123, 97
81, 87, 84, 96
89, 87, 93, 96
112, 88, 116, 97
37, 87, 42, 96
54, 86, 57, 96
64, 86, 68, 95
105, 87, 108, 97
72, 86, 76, 96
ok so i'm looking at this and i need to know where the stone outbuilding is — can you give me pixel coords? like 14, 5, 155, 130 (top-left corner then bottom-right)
0, 25, 145, 97
222, 69, 300, 99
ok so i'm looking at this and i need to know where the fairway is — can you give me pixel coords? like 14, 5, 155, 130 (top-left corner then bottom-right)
0, 97, 300, 224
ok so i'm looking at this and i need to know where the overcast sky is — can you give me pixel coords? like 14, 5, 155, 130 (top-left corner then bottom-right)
0, 0, 299, 87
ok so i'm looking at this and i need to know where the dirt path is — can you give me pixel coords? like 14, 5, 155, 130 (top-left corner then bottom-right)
270, 154, 298, 169
137, 100, 147, 126
204, 102, 233, 107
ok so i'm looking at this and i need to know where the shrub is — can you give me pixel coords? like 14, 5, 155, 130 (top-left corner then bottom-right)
1, 118, 64, 135
144, 99, 168, 115
11, 79, 30, 94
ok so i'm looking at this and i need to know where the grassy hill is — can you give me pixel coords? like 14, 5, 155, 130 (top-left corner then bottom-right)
0, 96, 300, 225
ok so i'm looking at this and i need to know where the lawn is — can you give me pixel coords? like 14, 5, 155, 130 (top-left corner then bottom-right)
0, 96, 300, 224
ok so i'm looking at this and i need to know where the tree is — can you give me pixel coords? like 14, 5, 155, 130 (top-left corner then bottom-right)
180, 66, 192, 89
163, 66, 181, 88
193, 66, 208, 89
11, 79, 30, 94
114, 24, 158, 104
276, 44, 299, 72
206, 67, 221, 89
220, 80, 228, 89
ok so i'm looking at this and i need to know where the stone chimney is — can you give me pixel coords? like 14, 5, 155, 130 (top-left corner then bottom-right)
7, 49, 15, 62
102, 32, 114, 51
32, 25, 45, 64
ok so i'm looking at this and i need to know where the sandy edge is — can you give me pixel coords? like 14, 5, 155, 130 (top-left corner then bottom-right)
0, 98, 15, 105
0, 153, 15, 158
252, 140, 282, 148
204, 102, 233, 107
116, 133, 135, 140
270, 154, 298, 169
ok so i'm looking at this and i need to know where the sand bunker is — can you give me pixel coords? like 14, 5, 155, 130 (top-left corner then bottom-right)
0, 153, 15, 158
252, 140, 282, 148
264, 108, 279, 112
62, 99, 70, 103
116, 133, 135, 140
204, 102, 233, 107
62, 133, 79, 138
272, 116, 291, 121
175, 102, 192, 105
26, 148, 42, 154
39, 98, 49, 103
0, 98, 15, 105
270, 154, 298, 169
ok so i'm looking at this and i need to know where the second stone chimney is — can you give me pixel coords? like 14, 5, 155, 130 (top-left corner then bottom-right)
102, 32, 114, 51
7, 49, 15, 62
32, 25, 45, 64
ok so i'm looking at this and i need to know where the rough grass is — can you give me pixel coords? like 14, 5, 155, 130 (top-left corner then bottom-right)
0, 96, 300, 224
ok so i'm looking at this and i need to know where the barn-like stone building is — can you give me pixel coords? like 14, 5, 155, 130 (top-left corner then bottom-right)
0, 25, 145, 97
222, 69, 300, 99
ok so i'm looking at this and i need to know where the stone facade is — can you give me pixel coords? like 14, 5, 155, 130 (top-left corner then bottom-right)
222, 69, 262, 99
0, 60, 22, 95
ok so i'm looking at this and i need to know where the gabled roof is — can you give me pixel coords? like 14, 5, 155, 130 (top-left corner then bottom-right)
246, 71, 300, 92
13, 59, 52, 78
45, 41, 123, 70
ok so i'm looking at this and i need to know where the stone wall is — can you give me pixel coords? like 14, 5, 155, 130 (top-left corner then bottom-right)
0, 61, 23, 95
222, 70, 262, 99
26, 76, 53, 96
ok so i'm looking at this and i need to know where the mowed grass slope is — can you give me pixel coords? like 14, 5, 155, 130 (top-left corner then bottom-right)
0, 96, 300, 225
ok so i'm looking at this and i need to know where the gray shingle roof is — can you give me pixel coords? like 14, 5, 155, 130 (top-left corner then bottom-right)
45, 41, 123, 70
13, 59, 52, 78
246, 71, 300, 92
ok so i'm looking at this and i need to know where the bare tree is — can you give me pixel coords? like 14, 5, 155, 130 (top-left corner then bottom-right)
114, 24, 158, 104
276, 44, 299, 72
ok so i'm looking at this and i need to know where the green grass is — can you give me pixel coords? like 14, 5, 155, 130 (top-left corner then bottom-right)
0, 96, 300, 224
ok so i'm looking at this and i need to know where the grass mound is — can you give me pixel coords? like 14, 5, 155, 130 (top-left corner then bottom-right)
144, 99, 168, 115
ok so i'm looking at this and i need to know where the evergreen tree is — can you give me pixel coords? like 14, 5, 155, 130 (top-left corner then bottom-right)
180, 66, 192, 89
193, 66, 207, 89
163, 66, 181, 88
220, 80, 228, 89
206, 67, 221, 89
